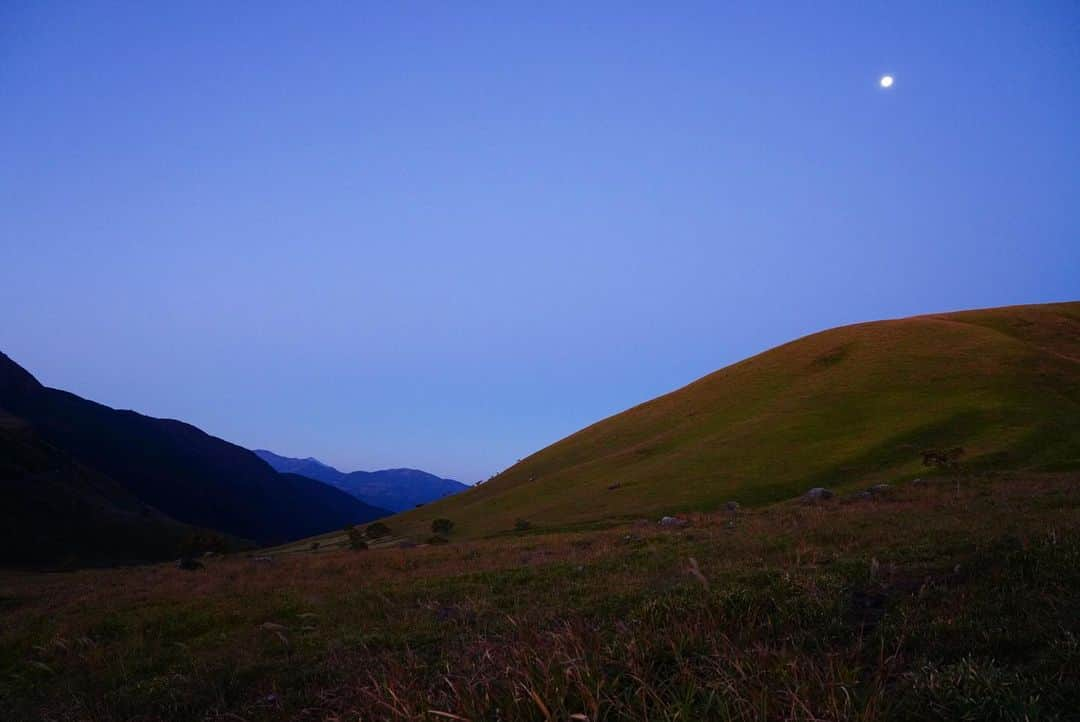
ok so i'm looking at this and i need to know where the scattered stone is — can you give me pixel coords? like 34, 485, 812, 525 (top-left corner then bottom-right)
911, 477, 926, 486
803, 487, 834, 503
853, 491, 872, 500
869, 483, 892, 495
252, 555, 275, 564
607, 482, 622, 490
175, 557, 203, 571
659, 516, 688, 527
725, 501, 740, 513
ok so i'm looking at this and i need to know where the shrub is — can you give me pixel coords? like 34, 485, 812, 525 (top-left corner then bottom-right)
427, 535, 449, 545
348, 527, 368, 550
365, 522, 391, 539
431, 518, 455, 535
514, 518, 532, 531
922, 447, 965, 470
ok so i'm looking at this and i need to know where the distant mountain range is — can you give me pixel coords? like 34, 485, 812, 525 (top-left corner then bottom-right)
0, 352, 388, 565
253, 449, 468, 512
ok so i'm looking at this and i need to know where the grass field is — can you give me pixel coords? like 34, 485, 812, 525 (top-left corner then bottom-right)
387, 302, 1080, 540
3, 471, 1079, 721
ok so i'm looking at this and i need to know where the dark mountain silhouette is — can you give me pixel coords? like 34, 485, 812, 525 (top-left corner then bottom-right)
254, 449, 468, 511
0, 409, 232, 566
0, 352, 389, 562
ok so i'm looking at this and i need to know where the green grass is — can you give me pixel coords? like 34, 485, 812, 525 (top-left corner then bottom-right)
2, 473, 1079, 720
389, 301, 1080, 540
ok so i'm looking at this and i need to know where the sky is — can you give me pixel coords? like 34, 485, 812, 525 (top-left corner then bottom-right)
2, 2, 1078, 483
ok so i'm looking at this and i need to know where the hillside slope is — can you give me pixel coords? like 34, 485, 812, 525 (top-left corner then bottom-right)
392, 301, 1080, 537
255, 450, 469, 512
0, 412, 231, 566
0, 352, 389, 550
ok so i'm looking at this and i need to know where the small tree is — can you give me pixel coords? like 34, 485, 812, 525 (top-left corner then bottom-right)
922, 447, 966, 495
431, 518, 455, 535
365, 522, 391, 539
348, 527, 368, 550
921, 447, 965, 470
514, 518, 532, 532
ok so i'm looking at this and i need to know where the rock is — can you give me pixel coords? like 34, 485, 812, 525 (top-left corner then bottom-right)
724, 501, 740, 512
868, 483, 892, 495
854, 491, 872, 500
175, 557, 203, 571
659, 516, 688, 527
911, 477, 926, 486
803, 487, 834, 502
607, 482, 622, 490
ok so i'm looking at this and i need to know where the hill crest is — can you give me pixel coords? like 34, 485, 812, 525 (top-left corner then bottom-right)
388, 301, 1080, 538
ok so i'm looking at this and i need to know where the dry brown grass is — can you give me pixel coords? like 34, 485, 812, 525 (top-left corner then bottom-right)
2, 472, 1079, 720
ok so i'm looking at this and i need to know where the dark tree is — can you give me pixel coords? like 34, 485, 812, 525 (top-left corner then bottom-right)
348, 527, 368, 550
431, 518, 454, 535
921, 447, 965, 470
365, 522, 391, 539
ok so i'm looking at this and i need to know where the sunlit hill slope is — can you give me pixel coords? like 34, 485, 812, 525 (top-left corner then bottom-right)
394, 301, 1080, 538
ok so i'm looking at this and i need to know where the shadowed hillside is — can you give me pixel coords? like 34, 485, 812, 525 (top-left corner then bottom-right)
0, 413, 234, 566
0, 353, 389, 558
392, 301, 1080, 538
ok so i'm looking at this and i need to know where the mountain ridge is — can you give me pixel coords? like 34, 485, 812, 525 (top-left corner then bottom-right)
0, 352, 389, 562
254, 449, 468, 512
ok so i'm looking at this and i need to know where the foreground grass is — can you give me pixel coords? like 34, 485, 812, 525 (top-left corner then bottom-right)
2, 472, 1079, 721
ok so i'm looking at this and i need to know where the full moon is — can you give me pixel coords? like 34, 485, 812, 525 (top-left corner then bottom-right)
880, 75, 894, 88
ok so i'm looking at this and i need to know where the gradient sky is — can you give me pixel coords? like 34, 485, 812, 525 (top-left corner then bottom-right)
2, 2, 1078, 482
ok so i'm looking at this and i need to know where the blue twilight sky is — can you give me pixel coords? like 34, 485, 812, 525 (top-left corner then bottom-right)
2, 2, 1078, 483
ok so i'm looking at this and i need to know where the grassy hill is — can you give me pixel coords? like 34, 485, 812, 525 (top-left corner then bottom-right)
392, 301, 1080, 539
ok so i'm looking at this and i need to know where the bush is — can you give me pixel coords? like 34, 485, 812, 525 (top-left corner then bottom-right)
427, 535, 449, 545
348, 527, 368, 550
514, 518, 532, 531
431, 518, 455, 535
365, 522, 391, 539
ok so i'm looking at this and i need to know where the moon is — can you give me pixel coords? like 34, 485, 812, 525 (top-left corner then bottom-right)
880, 75, 894, 88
